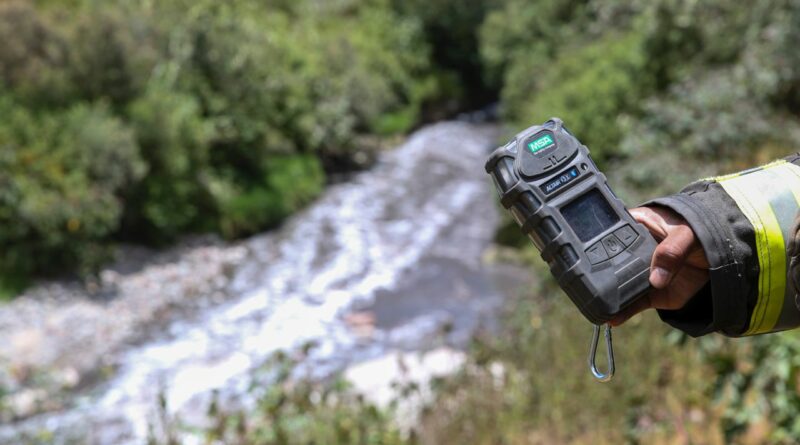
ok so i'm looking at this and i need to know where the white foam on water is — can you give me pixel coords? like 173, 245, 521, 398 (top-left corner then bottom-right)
1, 122, 502, 444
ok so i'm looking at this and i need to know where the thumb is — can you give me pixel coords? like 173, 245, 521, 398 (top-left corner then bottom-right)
650, 225, 695, 289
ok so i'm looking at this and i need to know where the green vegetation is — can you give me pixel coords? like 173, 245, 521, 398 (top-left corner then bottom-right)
510, 31, 650, 161
151, 255, 800, 444
0, 0, 440, 292
613, 0, 800, 201
420, 258, 719, 444
5, 0, 800, 443
14, 0, 796, 290
468, 2, 800, 442
150, 350, 414, 445
428, 244, 800, 444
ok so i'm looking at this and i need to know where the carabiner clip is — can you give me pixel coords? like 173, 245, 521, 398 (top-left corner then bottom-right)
588, 324, 615, 382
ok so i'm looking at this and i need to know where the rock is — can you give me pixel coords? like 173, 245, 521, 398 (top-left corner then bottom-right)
345, 348, 465, 431
56, 368, 80, 389
9, 329, 44, 364
0, 236, 249, 420
344, 311, 376, 338
7, 389, 47, 419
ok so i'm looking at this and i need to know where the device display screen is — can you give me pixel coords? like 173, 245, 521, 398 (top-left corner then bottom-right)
561, 189, 619, 242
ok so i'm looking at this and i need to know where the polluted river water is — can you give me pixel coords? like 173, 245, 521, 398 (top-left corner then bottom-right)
0, 121, 528, 443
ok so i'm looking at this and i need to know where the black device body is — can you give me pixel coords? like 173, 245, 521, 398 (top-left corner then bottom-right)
485, 118, 657, 324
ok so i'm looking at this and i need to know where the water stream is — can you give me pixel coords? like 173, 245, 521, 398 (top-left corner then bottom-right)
1, 121, 525, 444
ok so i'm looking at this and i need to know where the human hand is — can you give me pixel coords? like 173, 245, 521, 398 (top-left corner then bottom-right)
609, 206, 710, 326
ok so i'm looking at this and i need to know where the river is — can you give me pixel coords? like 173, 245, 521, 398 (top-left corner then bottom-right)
0, 121, 527, 443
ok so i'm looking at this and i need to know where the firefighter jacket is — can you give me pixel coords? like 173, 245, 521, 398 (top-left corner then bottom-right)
646, 155, 800, 337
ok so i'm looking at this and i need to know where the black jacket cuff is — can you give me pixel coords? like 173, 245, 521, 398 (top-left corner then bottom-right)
643, 190, 754, 337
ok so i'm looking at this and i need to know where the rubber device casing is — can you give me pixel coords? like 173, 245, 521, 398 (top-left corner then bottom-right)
484, 118, 657, 324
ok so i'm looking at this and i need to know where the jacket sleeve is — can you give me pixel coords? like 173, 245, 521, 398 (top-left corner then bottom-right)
643, 154, 800, 337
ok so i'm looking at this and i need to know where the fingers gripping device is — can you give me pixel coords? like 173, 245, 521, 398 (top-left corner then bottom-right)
485, 118, 656, 381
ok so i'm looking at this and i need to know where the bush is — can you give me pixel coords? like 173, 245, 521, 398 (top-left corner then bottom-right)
215, 154, 325, 239
697, 331, 800, 443
0, 0, 440, 290
419, 257, 719, 444
0, 1, 73, 106
507, 32, 652, 162
613, 70, 787, 201
151, 350, 414, 445
478, 1, 652, 161
122, 81, 215, 242
0, 97, 143, 287
613, 0, 800, 201
143, 0, 433, 235
392, 0, 498, 110
65, 5, 157, 109
165, 0, 432, 154
479, 0, 642, 88
480, 0, 590, 89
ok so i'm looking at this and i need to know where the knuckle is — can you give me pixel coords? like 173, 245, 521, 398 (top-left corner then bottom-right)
656, 243, 684, 265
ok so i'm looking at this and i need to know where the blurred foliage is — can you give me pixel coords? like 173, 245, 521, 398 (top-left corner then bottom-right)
122, 81, 214, 242
417, 255, 724, 444
1, 0, 795, 285
151, 349, 415, 445
0, 1, 74, 106
478, 2, 800, 443
0, 95, 143, 290
4, 0, 800, 440
392, 0, 500, 112
0, 0, 441, 292
482, 0, 800, 173
215, 154, 325, 239
480, 1, 654, 162
697, 331, 800, 444
510, 32, 650, 163
611, 0, 800, 202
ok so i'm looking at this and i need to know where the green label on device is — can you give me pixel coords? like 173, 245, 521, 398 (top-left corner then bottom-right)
527, 133, 555, 153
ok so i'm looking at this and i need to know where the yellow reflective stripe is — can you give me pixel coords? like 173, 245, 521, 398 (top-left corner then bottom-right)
702, 171, 742, 182
717, 162, 789, 335
702, 160, 789, 183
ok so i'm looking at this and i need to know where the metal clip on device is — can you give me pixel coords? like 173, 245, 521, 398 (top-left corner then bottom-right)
485, 118, 656, 382
589, 324, 614, 382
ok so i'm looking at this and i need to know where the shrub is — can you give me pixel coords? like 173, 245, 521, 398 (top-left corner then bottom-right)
508, 32, 652, 162
0, 1, 74, 107
151, 350, 414, 445
419, 258, 718, 444
0, 0, 441, 290
148, 0, 432, 237
392, 0, 499, 109
0, 97, 143, 287
164, 0, 432, 155
613, 0, 800, 201
697, 331, 800, 443
122, 81, 215, 242
214, 154, 324, 239
65, 5, 157, 109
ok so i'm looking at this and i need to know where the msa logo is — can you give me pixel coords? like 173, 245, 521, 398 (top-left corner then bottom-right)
527, 133, 555, 154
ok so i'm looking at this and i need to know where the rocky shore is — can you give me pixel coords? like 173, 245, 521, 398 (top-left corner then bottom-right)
0, 122, 515, 444
0, 237, 248, 421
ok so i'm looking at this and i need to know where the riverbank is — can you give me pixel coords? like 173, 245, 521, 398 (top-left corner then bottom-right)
0, 121, 520, 444
0, 236, 248, 422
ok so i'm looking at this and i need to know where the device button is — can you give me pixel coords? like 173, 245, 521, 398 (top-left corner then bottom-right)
559, 245, 579, 268
586, 242, 608, 264
614, 225, 638, 246
602, 234, 624, 258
